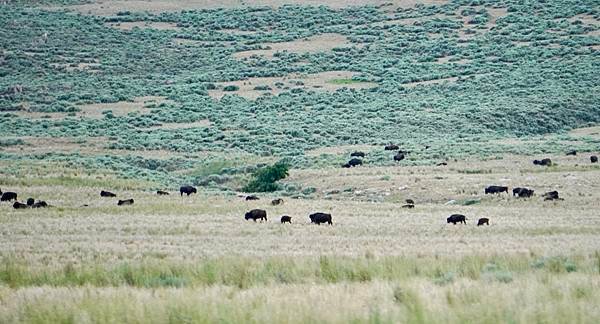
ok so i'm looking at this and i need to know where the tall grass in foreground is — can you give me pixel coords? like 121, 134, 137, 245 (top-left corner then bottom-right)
1, 254, 598, 289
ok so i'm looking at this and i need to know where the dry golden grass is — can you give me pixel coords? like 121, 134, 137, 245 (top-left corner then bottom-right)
75, 96, 167, 118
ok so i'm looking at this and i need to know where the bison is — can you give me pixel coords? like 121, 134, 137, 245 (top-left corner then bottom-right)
32, 201, 48, 208
280, 215, 292, 224
246, 195, 260, 201
385, 144, 399, 151
309, 212, 332, 225
245, 209, 267, 222
350, 151, 365, 158
347, 158, 363, 167
542, 191, 560, 201
477, 218, 489, 226
591, 156, 598, 163
157, 190, 169, 195
100, 190, 116, 197
13, 201, 28, 209
402, 204, 414, 209
26, 198, 35, 206
1, 191, 18, 202
117, 199, 134, 206
394, 153, 405, 162
405, 199, 415, 205
485, 186, 508, 194
271, 198, 284, 205
447, 214, 467, 225
180, 186, 197, 196
437, 162, 448, 166
513, 187, 534, 198
534, 158, 552, 166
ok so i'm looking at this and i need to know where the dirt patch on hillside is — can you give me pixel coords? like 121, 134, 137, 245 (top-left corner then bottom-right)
568, 14, 599, 26
76, 96, 166, 118
141, 120, 212, 130
0, 137, 108, 154
106, 22, 180, 31
400, 76, 459, 88
45, 0, 450, 15
50, 62, 101, 73
435, 56, 470, 64
208, 71, 377, 100
569, 126, 600, 138
233, 33, 360, 59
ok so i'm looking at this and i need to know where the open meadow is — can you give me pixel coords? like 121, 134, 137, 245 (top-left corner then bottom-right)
1, 0, 600, 322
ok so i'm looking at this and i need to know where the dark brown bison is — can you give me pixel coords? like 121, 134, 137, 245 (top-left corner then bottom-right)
280, 215, 292, 224
591, 156, 598, 163
245, 209, 267, 222
535, 158, 552, 166
394, 153, 405, 162
405, 199, 415, 205
309, 212, 332, 225
117, 199, 134, 206
447, 214, 467, 225
100, 190, 116, 197
1, 191, 18, 202
180, 186, 197, 196
385, 144, 399, 151
157, 190, 169, 195
13, 201, 28, 209
437, 162, 447, 166
271, 198, 284, 205
402, 204, 414, 209
350, 151, 365, 157
485, 186, 508, 194
246, 195, 260, 201
513, 187, 534, 198
566, 150, 577, 156
542, 191, 560, 201
26, 198, 35, 206
347, 158, 363, 167
477, 218, 489, 226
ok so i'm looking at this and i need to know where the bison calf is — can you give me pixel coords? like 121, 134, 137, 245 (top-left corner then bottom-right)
447, 214, 467, 225
245, 209, 267, 222
309, 212, 332, 225
246, 195, 260, 201
280, 215, 292, 224
477, 218, 489, 226
157, 190, 169, 195
117, 199, 134, 206
271, 198, 284, 205
100, 190, 116, 197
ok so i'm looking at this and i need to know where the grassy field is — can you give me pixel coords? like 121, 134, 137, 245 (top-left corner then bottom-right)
2, 0, 600, 322
2, 152, 600, 323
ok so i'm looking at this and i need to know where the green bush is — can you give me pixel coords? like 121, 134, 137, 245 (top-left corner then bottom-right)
242, 162, 289, 192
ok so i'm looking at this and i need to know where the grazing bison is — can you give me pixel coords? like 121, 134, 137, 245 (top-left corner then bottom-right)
566, 150, 577, 156
437, 162, 447, 166
26, 198, 35, 206
347, 158, 363, 167
591, 156, 598, 163
246, 195, 260, 201
402, 204, 414, 209
245, 209, 267, 222
32, 201, 48, 208
513, 187, 534, 198
180, 186, 197, 196
271, 198, 284, 205
117, 199, 134, 206
157, 190, 169, 195
385, 144, 399, 151
394, 153, 405, 162
542, 191, 560, 201
280, 215, 292, 224
485, 186, 509, 194
533, 159, 541, 165
350, 151, 365, 158
447, 214, 467, 225
1, 191, 18, 202
477, 218, 489, 226
100, 190, 116, 197
309, 212, 333, 225
535, 158, 552, 166
13, 202, 28, 209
